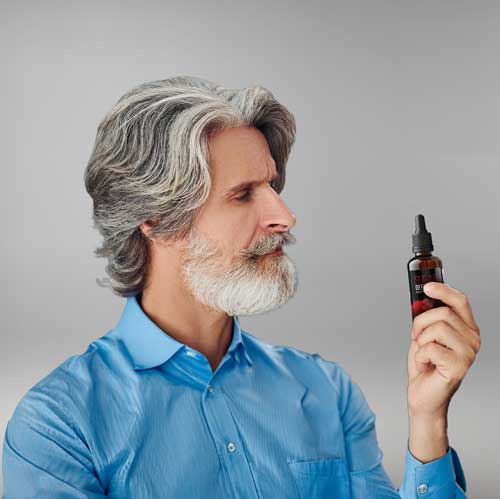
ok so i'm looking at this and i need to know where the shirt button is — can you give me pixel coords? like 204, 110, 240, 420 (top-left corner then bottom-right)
207, 384, 214, 392
227, 442, 236, 453
417, 483, 428, 494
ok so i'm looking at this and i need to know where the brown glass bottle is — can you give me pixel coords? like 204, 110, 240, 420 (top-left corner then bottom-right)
407, 214, 447, 320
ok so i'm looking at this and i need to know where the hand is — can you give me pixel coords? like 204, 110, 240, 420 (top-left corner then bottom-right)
407, 282, 481, 418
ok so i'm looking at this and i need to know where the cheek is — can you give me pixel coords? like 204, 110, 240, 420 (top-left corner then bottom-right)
227, 214, 259, 253
206, 202, 260, 252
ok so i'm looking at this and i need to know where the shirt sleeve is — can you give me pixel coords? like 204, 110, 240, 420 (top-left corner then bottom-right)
398, 444, 467, 498
312, 354, 467, 499
2, 384, 107, 498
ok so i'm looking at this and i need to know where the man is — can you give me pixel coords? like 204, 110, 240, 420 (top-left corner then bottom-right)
2, 76, 480, 498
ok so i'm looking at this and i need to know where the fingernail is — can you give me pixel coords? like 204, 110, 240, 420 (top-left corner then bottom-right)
424, 282, 434, 293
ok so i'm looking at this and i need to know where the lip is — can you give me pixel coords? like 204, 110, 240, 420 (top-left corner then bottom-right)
266, 246, 283, 256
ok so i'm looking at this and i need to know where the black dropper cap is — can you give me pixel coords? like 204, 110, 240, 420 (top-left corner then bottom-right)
412, 214, 434, 253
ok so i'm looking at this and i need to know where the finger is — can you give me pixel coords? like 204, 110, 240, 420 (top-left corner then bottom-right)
412, 306, 478, 352
408, 338, 433, 376
415, 341, 454, 373
415, 342, 469, 384
423, 282, 479, 334
416, 321, 477, 362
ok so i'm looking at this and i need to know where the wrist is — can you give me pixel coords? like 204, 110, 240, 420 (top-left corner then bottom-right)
408, 413, 449, 463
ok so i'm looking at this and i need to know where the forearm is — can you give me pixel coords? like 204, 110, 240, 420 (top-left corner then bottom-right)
408, 412, 449, 463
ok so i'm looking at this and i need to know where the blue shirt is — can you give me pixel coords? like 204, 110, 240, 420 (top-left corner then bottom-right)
2, 293, 467, 498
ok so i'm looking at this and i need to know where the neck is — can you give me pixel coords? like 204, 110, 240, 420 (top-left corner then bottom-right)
138, 288, 234, 373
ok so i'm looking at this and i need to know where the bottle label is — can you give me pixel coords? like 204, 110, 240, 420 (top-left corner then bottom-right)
408, 267, 446, 319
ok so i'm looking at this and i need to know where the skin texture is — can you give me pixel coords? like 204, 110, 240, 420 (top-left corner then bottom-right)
138, 126, 297, 372
407, 281, 481, 462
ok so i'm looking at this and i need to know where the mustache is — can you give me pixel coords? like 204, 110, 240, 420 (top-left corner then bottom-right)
242, 232, 297, 257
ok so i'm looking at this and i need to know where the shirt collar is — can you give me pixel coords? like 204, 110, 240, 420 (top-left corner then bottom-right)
115, 293, 252, 371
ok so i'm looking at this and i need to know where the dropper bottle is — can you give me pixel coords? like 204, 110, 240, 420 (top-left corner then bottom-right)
407, 214, 447, 319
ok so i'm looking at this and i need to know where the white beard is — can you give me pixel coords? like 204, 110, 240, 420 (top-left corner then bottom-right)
179, 227, 298, 316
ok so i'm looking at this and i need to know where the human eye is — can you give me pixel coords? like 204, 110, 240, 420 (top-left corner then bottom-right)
235, 182, 275, 203
235, 190, 253, 202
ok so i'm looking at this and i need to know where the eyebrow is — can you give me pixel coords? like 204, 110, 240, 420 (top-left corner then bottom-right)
225, 172, 279, 198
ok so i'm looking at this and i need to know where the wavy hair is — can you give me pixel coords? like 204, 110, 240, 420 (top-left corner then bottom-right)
84, 75, 296, 298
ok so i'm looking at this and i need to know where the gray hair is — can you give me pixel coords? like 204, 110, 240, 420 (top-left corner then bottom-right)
84, 75, 297, 298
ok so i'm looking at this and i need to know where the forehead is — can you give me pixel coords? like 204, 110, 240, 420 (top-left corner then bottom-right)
208, 126, 276, 185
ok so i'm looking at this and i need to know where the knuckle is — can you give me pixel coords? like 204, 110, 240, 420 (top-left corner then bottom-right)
456, 355, 469, 372
465, 346, 476, 363
472, 335, 481, 352
438, 319, 449, 329
443, 307, 455, 319
432, 320, 447, 335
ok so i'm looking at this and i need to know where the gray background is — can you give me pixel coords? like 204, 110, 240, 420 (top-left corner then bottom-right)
2, 0, 499, 497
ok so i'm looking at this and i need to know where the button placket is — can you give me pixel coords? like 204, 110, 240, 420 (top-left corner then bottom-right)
201, 381, 258, 499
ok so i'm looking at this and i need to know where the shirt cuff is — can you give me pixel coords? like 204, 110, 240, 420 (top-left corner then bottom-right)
399, 445, 467, 498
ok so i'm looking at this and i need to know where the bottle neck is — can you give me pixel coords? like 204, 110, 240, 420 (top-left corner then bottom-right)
414, 250, 432, 257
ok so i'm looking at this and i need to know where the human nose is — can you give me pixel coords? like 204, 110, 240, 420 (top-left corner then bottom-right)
259, 191, 296, 234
